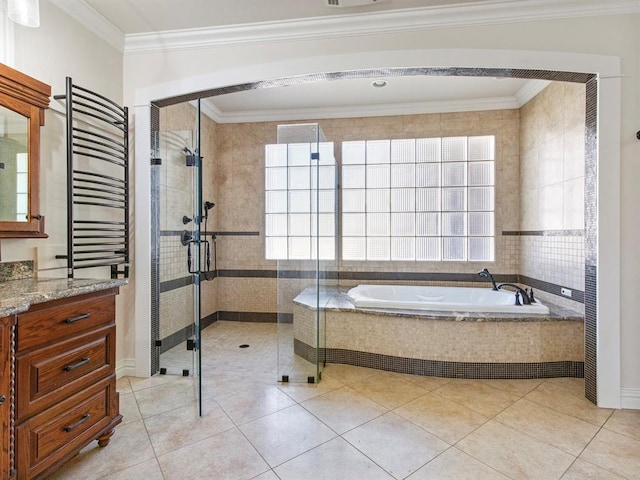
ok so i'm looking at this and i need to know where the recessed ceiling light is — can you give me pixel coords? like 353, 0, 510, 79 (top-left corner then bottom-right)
371, 79, 388, 88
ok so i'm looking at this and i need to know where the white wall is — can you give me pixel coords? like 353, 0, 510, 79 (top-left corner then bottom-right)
4, 0, 131, 372
124, 13, 639, 405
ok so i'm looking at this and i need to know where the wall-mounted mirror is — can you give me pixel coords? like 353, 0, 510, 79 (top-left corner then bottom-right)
0, 63, 51, 237
0, 105, 29, 222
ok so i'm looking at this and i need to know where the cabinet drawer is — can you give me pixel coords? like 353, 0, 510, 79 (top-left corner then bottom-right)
17, 327, 115, 420
17, 292, 115, 352
17, 378, 116, 479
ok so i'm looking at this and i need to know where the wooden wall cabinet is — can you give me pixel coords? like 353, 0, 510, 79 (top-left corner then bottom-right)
0, 63, 51, 238
1, 288, 121, 479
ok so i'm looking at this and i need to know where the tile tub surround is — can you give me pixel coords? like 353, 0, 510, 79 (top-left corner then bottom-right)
0, 260, 34, 281
0, 277, 128, 317
293, 287, 584, 379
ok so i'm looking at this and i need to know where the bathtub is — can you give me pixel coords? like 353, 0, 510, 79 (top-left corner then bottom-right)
347, 284, 550, 314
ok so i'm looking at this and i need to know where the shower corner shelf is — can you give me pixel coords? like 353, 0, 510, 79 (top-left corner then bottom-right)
55, 77, 130, 280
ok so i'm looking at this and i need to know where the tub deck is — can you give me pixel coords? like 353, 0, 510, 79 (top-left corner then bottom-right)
294, 286, 582, 322
293, 287, 584, 379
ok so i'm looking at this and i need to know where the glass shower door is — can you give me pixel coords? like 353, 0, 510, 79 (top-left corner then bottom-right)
151, 99, 204, 414
156, 129, 199, 377
269, 123, 337, 384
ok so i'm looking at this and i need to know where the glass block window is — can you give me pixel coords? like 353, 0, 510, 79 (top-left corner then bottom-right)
265, 142, 336, 260
341, 136, 494, 261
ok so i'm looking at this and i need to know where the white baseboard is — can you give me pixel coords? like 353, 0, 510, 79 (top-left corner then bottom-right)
621, 387, 640, 409
116, 359, 137, 379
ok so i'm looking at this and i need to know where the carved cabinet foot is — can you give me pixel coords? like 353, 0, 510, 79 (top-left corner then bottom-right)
97, 429, 115, 447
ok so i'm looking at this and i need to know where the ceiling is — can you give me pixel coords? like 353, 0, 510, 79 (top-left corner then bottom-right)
80, 0, 546, 122
202, 75, 538, 123
83, 0, 498, 34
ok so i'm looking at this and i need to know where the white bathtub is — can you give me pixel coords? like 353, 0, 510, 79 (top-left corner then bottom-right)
347, 284, 550, 314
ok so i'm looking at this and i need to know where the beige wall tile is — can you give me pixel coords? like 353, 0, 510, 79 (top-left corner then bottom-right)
563, 178, 585, 229
539, 183, 564, 230
519, 82, 585, 232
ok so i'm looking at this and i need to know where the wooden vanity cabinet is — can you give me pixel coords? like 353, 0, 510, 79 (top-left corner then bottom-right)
0, 288, 122, 479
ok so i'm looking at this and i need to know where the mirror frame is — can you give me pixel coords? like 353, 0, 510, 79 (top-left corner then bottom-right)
0, 63, 51, 238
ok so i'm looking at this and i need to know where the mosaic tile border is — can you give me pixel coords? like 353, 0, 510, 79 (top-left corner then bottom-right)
159, 323, 195, 354
520, 275, 584, 304
503, 230, 585, 237
153, 67, 593, 107
294, 340, 584, 379
584, 77, 598, 404
160, 276, 194, 293
150, 104, 161, 375
160, 230, 260, 237
159, 312, 218, 354
218, 311, 292, 323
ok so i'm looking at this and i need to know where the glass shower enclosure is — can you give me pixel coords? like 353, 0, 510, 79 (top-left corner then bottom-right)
151, 100, 204, 414
266, 123, 337, 384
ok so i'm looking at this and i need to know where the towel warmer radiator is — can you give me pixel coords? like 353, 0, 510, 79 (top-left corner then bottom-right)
55, 77, 129, 279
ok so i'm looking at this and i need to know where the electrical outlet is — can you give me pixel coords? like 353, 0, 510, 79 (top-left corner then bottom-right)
561, 288, 572, 298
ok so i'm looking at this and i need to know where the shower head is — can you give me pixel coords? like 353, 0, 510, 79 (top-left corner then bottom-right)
203, 201, 215, 220
477, 268, 498, 290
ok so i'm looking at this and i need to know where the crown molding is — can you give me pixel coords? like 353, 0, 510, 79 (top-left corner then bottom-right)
515, 79, 551, 105
194, 100, 223, 123
50, 0, 125, 52
124, 0, 640, 54
200, 96, 521, 124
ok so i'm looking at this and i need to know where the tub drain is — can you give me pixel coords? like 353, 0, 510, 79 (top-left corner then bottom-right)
239, 344, 250, 348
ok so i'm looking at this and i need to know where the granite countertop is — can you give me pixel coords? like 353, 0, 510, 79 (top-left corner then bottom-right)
293, 286, 584, 322
0, 277, 128, 318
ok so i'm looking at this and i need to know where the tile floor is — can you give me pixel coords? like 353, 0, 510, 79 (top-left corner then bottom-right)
51, 321, 640, 480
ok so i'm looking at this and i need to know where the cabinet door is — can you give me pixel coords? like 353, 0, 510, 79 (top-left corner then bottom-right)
1, 315, 14, 479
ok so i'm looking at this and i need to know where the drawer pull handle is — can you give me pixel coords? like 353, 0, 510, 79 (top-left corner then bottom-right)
64, 413, 91, 432
64, 313, 90, 324
0, 395, 5, 405
64, 357, 90, 371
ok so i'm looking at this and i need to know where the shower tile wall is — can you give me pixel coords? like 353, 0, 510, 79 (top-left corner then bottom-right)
159, 286, 194, 339
160, 236, 185, 282
519, 82, 586, 313
217, 277, 277, 313
159, 235, 193, 339
158, 103, 219, 343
